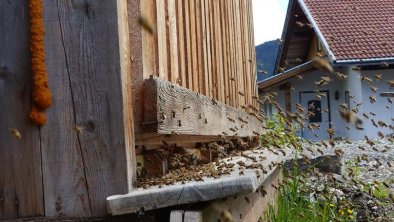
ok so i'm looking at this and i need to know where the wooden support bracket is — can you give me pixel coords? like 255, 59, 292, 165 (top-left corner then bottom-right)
142, 76, 264, 137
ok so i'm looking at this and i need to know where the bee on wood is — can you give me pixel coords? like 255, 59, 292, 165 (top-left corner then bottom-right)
138, 16, 155, 34
10, 128, 21, 140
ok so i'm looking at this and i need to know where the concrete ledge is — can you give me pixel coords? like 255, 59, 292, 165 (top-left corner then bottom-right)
107, 149, 292, 215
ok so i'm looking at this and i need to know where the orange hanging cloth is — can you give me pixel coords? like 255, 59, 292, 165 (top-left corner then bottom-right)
28, 0, 52, 125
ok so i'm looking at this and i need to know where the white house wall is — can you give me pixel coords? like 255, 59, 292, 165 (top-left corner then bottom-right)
360, 69, 394, 138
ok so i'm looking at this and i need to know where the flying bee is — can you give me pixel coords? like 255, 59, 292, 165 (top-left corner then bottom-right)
336, 72, 348, 81
328, 140, 336, 147
327, 128, 336, 135
360, 76, 373, 83
369, 95, 376, 103
296, 75, 303, 80
378, 120, 388, 127
352, 66, 361, 71
386, 80, 394, 87
312, 57, 334, 73
10, 128, 21, 140
374, 74, 382, 81
334, 149, 344, 157
257, 70, 267, 75
339, 110, 364, 130
138, 16, 155, 34
370, 86, 378, 93
381, 62, 389, 68
296, 21, 305, 28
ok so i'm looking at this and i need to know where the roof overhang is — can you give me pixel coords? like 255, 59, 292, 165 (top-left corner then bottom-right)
333, 57, 394, 66
258, 61, 315, 91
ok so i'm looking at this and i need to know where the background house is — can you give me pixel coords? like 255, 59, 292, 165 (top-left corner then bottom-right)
258, 0, 394, 141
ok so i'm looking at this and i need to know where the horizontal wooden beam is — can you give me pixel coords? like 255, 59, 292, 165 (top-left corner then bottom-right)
142, 76, 264, 137
135, 133, 223, 146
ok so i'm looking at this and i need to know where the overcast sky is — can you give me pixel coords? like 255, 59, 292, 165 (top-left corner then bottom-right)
252, 0, 289, 46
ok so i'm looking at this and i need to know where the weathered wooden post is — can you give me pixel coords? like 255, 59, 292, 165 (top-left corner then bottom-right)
0, 0, 135, 219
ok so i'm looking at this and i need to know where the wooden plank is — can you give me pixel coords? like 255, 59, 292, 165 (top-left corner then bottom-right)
44, 0, 129, 216
135, 134, 223, 145
0, 0, 44, 218
140, 0, 159, 79
220, 0, 230, 105
189, 0, 199, 92
247, 0, 258, 109
201, 168, 282, 222
200, 0, 209, 98
184, 0, 193, 89
156, 0, 169, 80
168, 0, 179, 84
184, 211, 203, 222
40, 0, 92, 217
128, 0, 144, 135
195, 0, 205, 94
214, 0, 225, 103
118, 0, 137, 192
228, 0, 238, 107
204, 0, 213, 99
142, 76, 263, 136
170, 210, 185, 222
208, 0, 217, 99
176, 0, 187, 87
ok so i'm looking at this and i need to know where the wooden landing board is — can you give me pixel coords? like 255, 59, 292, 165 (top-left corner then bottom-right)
169, 167, 282, 222
142, 76, 264, 137
106, 148, 291, 215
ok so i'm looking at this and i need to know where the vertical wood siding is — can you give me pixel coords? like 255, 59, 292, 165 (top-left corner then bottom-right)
136, 0, 257, 110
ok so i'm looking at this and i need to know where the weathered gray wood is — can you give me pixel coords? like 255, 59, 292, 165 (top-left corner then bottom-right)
107, 148, 291, 215
0, 0, 44, 219
184, 211, 203, 222
143, 76, 264, 137
41, 0, 130, 217
201, 168, 282, 222
41, 0, 92, 217
170, 210, 184, 222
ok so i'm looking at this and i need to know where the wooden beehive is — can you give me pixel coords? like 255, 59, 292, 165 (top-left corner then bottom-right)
0, 0, 260, 219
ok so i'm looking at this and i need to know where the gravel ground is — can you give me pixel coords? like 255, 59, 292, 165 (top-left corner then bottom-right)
300, 139, 394, 221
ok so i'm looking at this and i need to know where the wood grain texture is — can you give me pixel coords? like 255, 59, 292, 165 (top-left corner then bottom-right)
0, 0, 44, 219
130, 0, 257, 109
42, 0, 129, 216
142, 76, 263, 136
118, 0, 136, 192
156, 0, 168, 80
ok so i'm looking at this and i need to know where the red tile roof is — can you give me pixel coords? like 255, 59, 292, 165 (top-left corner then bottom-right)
302, 0, 394, 61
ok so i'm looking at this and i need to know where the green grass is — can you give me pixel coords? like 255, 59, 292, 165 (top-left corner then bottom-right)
262, 158, 356, 222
